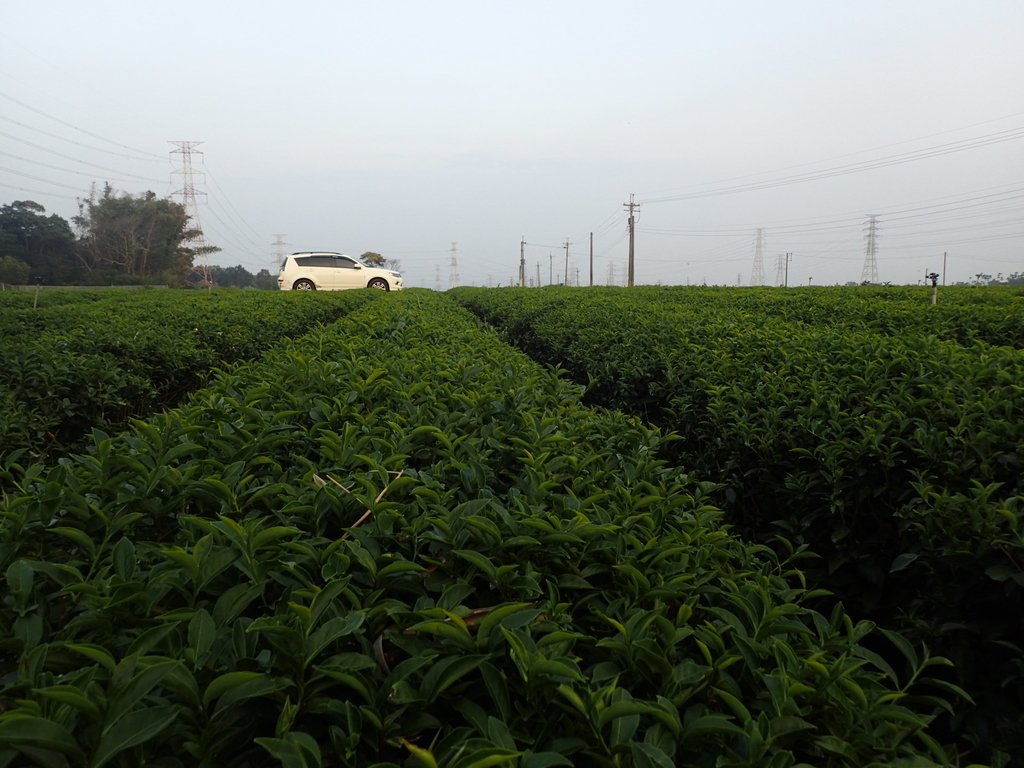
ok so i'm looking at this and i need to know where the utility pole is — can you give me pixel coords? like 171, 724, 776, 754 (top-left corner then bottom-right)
942, 251, 947, 286
563, 239, 571, 286
589, 231, 593, 287
519, 238, 526, 287
536, 261, 541, 288
449, 242, 459, 289
170, 140, 210, 285
624, 194, 638, 286
751, 228, 765, 286
775, 252, 793, 288
548, 252, 553, 286
861, 215, 879, 284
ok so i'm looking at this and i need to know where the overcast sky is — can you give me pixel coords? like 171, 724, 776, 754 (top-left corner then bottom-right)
2, 1, 1022, 287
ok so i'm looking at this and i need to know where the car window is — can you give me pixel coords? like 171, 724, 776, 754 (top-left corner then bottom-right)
334, 257, 358, 269
296, 256, 335, 267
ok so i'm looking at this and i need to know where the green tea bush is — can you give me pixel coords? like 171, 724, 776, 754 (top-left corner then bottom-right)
0, 289, 383, 476
0, 291, 958, 767
454, 285, 1024, 765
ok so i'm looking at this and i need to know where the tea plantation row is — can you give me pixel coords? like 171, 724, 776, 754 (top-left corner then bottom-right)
0, 289, 383, 479
452, 285, 1024, 766
1, 291, 960, 767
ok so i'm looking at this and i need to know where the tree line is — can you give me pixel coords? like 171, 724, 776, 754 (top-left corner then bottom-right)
0, 185, 276, 288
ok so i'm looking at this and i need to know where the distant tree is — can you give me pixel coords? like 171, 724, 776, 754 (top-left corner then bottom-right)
360, 251, 402, 271
965, 271, 1024, 286
0, 255, 30, 285
254, 268, 278, 290
0, 200, 77, 283
209, 264, 256, 288
73, 184, 219, 283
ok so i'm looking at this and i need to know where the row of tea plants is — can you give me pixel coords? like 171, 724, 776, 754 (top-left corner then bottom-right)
0, 289, 382, 479
0, 290, 961, 767
452, 285, 1024, 765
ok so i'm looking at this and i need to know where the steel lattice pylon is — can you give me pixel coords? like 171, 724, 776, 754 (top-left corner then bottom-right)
861, 215, 880, 284
170, 141, 210, 284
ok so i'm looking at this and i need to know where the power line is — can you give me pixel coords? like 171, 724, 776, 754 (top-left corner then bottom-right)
636, 186, 1024, 240
0, 165, 90, 192
201, 157, 267, 249
0, 150, 164, 186
0, 114, 165, 163
0, 181, 80, 201
639, 125, 1024, 205
639, 110, 1024, 202
0, 129, 166, 183
0, 89, 166, 160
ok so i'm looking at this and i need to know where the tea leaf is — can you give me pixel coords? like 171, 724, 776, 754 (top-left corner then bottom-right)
0, 715, 84, 759
92, 705, 178, 768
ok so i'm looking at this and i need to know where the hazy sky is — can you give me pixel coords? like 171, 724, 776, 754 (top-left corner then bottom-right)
2, 1, 1022, 287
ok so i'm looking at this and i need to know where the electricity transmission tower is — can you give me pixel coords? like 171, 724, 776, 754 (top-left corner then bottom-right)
861, 215, 880, 283
519, 238, 526, 287
434, 264, 442, 292
271, 234, 288, 269
448, 242, 460, 289
170, 141, 210, 283
751, 228, 765, 286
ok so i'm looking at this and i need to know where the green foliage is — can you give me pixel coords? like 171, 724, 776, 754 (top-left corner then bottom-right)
0, 255, 30, 285
360, 252, 402, 271
453, 284, 1024, 765
0, 290, 956, 766
72, 184, 195, 281
207, 264, 278, 289
0, 288, 383, 479
0, 200, 77, 284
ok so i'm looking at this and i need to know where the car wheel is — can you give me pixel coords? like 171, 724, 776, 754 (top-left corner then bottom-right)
368, 278, 390, 291
293, 279, 316, 291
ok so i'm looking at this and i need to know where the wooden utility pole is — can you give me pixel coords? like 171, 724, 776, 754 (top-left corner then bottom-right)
563, 239, 571, 286
589, 231, 593, 287
624, 194, 638, 286
519, 238, 526, 287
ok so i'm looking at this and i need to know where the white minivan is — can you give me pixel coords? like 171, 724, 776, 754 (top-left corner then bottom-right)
277, 252, 403, 291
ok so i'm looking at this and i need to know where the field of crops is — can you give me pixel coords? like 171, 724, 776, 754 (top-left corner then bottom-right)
0, 288, 383, 483
453, 284, 1024, 766
0, 286, 1017, 766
